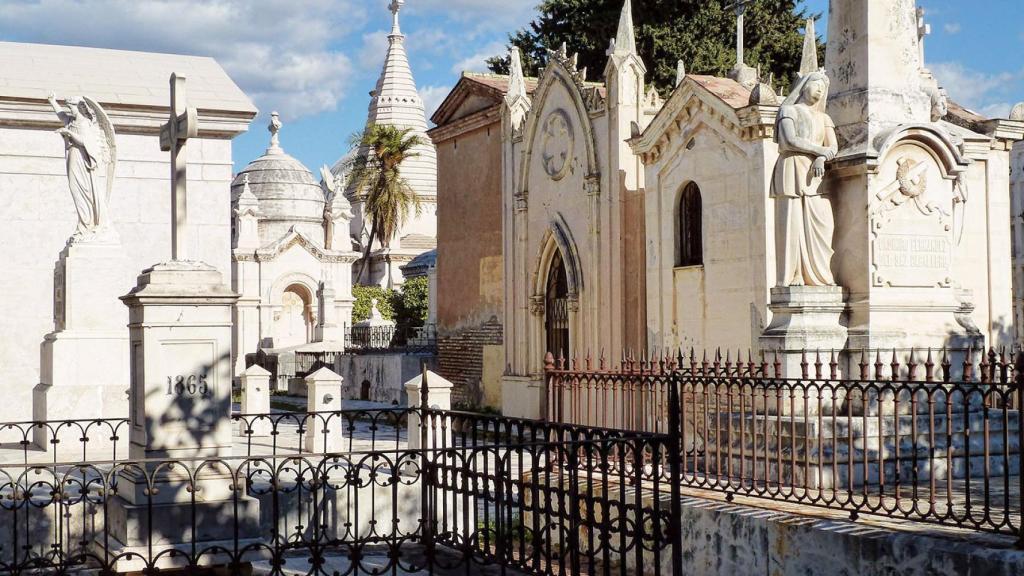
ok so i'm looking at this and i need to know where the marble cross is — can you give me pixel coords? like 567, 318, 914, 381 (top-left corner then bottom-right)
159, 73, 199, 261
726, 0, 755, 67
916, 7, 931, 69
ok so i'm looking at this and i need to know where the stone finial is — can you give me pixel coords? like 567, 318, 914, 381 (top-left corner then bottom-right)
916, 7, 931, 70
506, 47, 528, 101
267, 111, 282, 152
611, 0, 637, 56
799, 18, 818, 77
1010, 102, 1024, 121
675, 60, 686, 87
389, 0, 405, 35
749, 81, 779, 106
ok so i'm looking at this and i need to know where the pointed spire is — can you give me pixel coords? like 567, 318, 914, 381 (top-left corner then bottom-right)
612, 0, 637, 56
506, 47, 527, 103
675, 60, 686, 87
799, 17, 818, 76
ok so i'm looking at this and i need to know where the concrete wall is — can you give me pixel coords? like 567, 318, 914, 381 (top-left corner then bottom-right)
334, 352, 436, 405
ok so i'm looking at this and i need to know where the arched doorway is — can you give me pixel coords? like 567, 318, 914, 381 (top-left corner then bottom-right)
545, 250, 570, 361
275, 283, 314, 348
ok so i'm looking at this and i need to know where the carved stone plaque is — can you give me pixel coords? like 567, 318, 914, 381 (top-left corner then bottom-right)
540, 110, 573, 181
870, 144, 954, 288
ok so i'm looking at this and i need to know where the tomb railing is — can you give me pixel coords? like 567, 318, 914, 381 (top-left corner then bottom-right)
544, 347, 1024, 540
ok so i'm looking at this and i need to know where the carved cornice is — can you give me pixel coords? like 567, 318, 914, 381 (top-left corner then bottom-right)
0, 99, 255, 139
252, 227, 358, 264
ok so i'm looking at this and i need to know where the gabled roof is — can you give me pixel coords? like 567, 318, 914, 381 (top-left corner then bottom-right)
430, 72, 539, 127
687, 75, 752, 110
630, 74, 759, 157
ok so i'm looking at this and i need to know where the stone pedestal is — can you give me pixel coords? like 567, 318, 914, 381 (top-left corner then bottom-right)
405, 369, 454, 453
304, 367, 344, 453
759, 286, 848, 379
97, 261, 260, 571
240, 364, 272, 437
33, 238, 131, 449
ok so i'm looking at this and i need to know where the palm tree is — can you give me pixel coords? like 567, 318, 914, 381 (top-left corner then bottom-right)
345, 124, 424, 282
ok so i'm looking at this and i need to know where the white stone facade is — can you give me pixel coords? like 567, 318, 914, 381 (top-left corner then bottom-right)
231, 120, 359, 376
634, 0, 1023, 373
0, 41, 256, 423
500, 1, 657, 418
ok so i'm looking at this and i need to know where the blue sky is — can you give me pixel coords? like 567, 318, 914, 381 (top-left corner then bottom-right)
2, 1, 1022, 174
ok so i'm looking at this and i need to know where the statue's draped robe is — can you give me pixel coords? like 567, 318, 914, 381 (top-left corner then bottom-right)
64, 119, 105, 232
771, 104, 836, 286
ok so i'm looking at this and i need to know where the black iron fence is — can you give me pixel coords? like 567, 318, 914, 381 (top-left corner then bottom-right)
545, 348, 1024, 541
345, 323, 437, 353
1, 399, 682, 575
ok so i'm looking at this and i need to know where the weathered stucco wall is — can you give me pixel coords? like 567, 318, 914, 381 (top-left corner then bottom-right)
434, 118, 504, 333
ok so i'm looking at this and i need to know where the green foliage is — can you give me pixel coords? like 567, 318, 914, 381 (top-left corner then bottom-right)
486, 0, 822, 96
351, 278, 428, 327
344, 124, 425, 281
394, 276, 429, 328
352, 285, 397, 322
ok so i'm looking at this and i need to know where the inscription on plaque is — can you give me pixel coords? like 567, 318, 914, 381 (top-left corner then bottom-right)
872, 233, 951, 287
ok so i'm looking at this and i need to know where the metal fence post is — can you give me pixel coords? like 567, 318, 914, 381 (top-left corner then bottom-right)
667, 371, 683, 575
419, 360, 435, 566
1015, 350, 1024, 549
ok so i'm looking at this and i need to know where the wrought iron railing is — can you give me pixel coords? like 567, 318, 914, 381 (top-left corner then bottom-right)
344, 323, 437, 353
0, 403, 682, 575
545, 348, 1024, 540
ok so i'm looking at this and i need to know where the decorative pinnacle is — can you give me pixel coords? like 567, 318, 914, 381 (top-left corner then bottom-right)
612, 0, 637, 56
267, 111, 282, 152
389, 0, 405, 35
799, 18, 818, 77
675, 60, 686, 87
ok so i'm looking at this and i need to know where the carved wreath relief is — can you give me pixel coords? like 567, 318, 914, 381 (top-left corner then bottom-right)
870, 145, 959, 288
540, 110, 574, 181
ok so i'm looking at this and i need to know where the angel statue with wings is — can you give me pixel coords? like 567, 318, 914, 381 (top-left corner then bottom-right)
48, 92, 117, 238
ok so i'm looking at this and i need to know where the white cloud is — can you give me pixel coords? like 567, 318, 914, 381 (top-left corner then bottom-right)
451, 42, 506, 75
943, 22, 961, 35
978, 102, 1013, 119
931, 61, 1019, 115
410, 0, 536, 30
0, 0, 368, 120
419, 85, 452, 121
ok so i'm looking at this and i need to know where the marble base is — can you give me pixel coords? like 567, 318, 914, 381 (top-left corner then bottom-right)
34, 238, 131, 448
759, 286, 848, 380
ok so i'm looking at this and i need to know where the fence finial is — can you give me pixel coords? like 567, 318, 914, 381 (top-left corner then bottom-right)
544, 352, 555, 372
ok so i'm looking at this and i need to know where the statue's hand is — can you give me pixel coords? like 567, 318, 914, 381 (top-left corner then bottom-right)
819, 147, 836, 162
47, 91, 57, 102
813, 156, 826, 178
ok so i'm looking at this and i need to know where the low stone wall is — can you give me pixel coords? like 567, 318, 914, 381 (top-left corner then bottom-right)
668, 492, 1024, 575
329, 352, 437, 405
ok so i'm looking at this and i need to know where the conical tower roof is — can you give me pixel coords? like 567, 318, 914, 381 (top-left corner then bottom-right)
344, 0, 436, 200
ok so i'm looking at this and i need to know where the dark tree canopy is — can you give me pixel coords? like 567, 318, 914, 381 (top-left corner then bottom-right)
486, 0, 822, 96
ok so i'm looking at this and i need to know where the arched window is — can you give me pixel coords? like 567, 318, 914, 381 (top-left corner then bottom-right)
677, 182, 703, 267
545, 251, 570, 361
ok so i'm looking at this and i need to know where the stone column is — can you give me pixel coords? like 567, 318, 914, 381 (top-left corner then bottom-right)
33, 238, 131, 450
405, 369, 453, 453
304, 367, 344, 453
239, 364, 272, 437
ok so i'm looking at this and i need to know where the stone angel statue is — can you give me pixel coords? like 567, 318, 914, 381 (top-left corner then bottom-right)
770, 69, 839, 287
48, 92, 117, 238
320, 165, 353, 250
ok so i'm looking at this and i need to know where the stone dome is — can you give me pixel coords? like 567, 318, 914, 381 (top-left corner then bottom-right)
232, 112, 326, 243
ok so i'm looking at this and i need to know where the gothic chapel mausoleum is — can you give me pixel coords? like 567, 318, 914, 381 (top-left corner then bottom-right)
498, 0, 1024, 418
